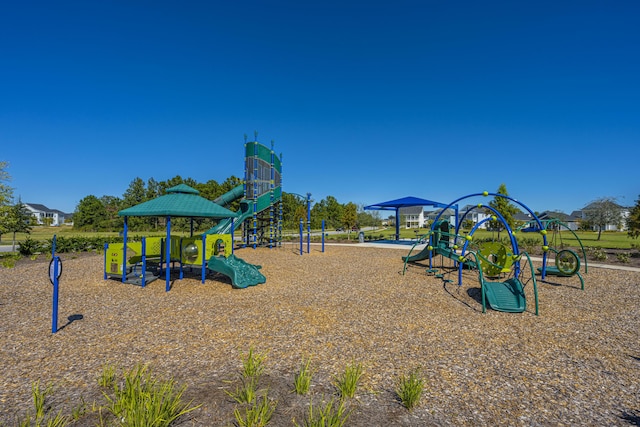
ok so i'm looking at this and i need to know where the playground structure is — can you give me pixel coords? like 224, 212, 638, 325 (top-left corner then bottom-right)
104, 137, 280, 290
207, 138, 283, 249
518, 218, 587, 290
402, 192, 552, 314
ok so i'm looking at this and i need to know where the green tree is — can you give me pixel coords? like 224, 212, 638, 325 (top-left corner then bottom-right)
584, 197, 623, 241
627, 195, 640, 240
0, 161, 15, 243
0, 161, 12, 205
342, 202, 358, 239
122, 177, 148, 231
74, 195, 108, 231
325, 196, 344, 229
487, 184, 519, 232
5, 199, 33, 251
282, 192, 306, 229
100, 195, 123, 230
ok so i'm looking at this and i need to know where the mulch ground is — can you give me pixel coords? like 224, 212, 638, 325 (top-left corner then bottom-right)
0, 244, 639, 426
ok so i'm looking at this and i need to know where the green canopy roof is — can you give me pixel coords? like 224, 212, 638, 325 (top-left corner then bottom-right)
118, 184, 239, 218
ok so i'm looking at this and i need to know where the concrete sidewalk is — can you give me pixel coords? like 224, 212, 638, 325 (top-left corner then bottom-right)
314, 241, 640, 273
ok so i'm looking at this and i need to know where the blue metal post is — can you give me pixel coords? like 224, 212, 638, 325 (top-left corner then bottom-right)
299, 219, 303, 255
103, 243, 108, 280
165, 216, 171, 292
141, 237, 147, 288
253, 141, 258, 249
51, 256, 60, 334
322, 219, 325, 253
122, 217, 128, 283
306, 193, 311, 254
201, 234, 206, 284
231, 219, 235, 255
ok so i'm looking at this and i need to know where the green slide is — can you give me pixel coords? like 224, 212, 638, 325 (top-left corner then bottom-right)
206, 185, 279, 235
482, 278, 526, 313
207, 254, 266, 289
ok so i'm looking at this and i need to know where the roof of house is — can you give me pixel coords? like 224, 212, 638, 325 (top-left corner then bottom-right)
399, 206, 424, 215
25, 203, 51, 212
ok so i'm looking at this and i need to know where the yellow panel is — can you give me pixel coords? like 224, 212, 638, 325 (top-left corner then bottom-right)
105, 241, 142, 275
205, 234, 232, 258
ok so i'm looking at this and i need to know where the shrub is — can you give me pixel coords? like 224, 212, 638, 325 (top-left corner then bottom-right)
18, 236, 44, 256
616, 252, 630, 263
587, 246, 608, 261
1, 254, 20, 268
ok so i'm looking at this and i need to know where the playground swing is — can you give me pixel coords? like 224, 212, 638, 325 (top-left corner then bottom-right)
467, 242, 539, 315
519, 219, 586, 290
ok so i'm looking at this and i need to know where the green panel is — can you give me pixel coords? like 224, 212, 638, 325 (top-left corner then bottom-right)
245, 141, 282, 172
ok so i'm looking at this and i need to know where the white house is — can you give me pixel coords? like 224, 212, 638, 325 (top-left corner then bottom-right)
23, 203, 71, 226
572, 202, 629, 231
399, 206, 425, 228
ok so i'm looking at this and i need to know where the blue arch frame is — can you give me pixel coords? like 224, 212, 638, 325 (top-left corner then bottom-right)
430, 192, 549, 278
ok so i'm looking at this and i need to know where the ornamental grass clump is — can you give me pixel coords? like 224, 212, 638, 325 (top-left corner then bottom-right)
241, 346, 267, 380
15, 381, 69, 427
333, 361, 364, 399
293, 357, 314, 395
233, 393, 277, 427
395, 369, 425, 411
101, 364, 200, 427
226, 376, 259, 404
293, 396, 351, 427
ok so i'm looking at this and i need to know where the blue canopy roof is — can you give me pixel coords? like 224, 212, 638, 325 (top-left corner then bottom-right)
364, 196, 452, 240
364, 196, 449, 211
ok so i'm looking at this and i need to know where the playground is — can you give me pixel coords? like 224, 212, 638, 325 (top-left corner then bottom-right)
0, 245, 638, 426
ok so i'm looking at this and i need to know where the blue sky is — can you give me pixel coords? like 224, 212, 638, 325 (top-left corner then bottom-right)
1, 1, 638, 215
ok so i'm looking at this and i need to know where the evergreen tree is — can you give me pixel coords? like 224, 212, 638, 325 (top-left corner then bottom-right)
74, 195, 108, 231
627, 195, 640, 240
487, 184, 519, 232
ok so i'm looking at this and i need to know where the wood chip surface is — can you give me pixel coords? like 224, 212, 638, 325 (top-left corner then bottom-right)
0, 244, 638, 426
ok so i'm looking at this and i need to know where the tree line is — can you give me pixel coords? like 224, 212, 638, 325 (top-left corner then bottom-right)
72, 175, 380, 232
1, 161, 638, 240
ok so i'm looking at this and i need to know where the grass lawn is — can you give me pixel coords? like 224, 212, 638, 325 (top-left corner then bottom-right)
1, 225, 637, 250
356, 227, 637, 250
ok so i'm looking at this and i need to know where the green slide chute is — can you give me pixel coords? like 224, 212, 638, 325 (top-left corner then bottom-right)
207, 254, 266, 289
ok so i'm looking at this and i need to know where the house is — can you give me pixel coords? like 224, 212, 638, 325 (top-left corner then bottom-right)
536, 211, 581, 231
571, 202, 629, 231
398, 206, 424, 228
23, 203, 72, 226
458, 204, 492, 229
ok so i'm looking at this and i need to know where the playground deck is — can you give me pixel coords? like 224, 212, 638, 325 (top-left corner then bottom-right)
0, 246, 638, 426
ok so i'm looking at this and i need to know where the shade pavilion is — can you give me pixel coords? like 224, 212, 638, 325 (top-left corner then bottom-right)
118, 184, 238, 291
